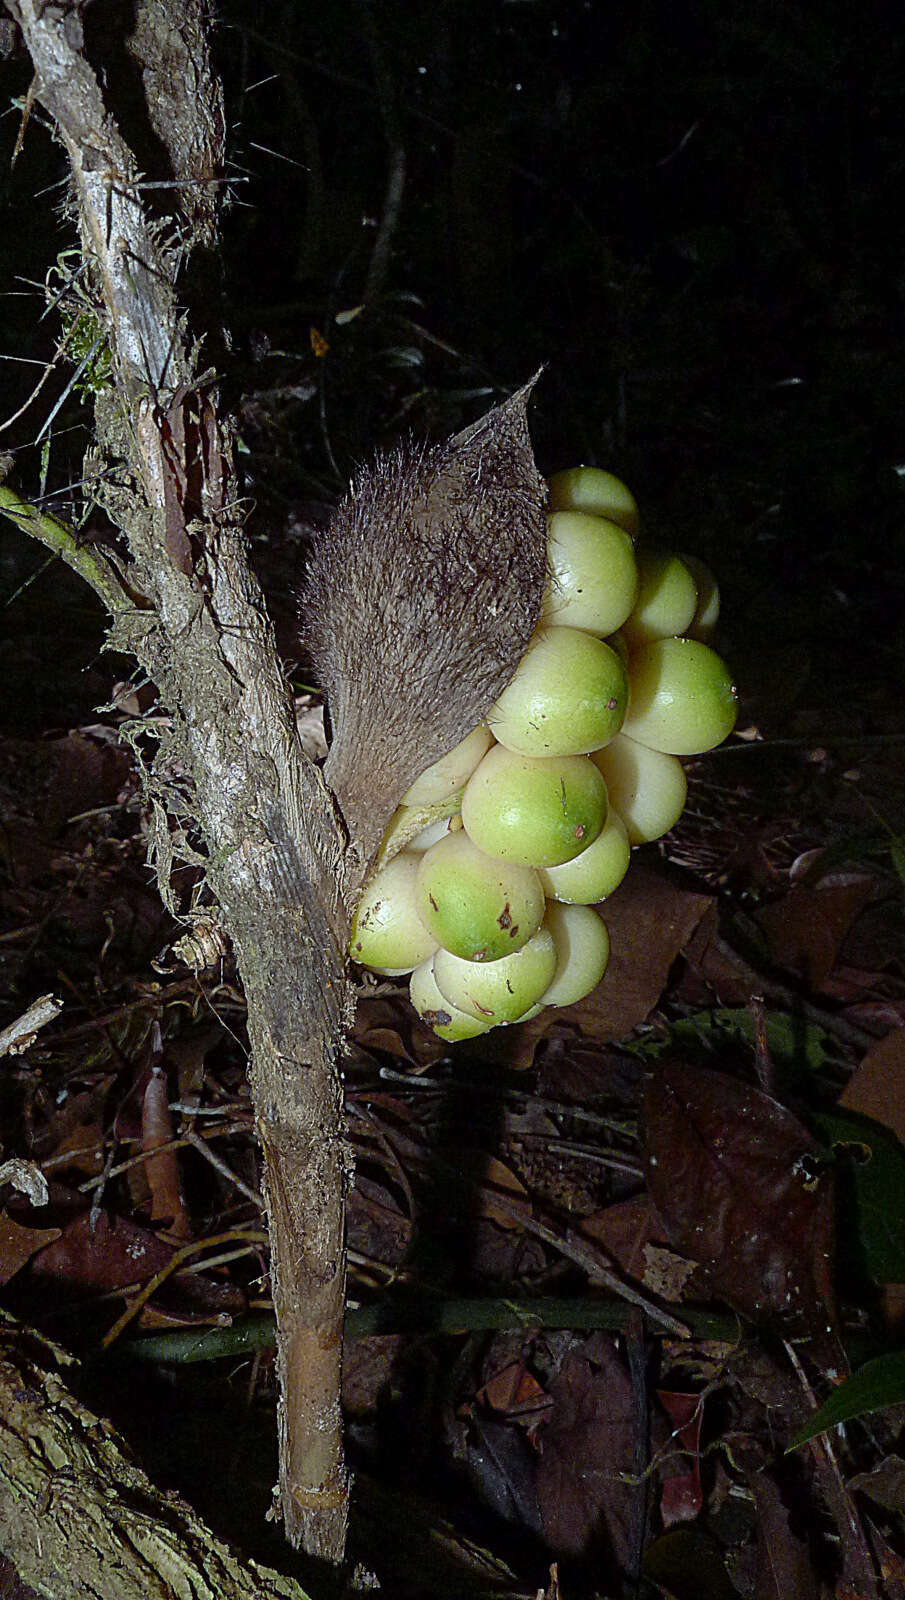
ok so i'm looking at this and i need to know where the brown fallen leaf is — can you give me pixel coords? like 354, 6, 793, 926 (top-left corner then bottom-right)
754, 875, 875, 992
494, 864, 714, 1066
535, 1332, 639, 1570
573, 864, 714, 1041
840, 1026, 905, 1143
0, 1212, 61, 1285
748, 1470, 820, 1600
644, 1062, 842, 1371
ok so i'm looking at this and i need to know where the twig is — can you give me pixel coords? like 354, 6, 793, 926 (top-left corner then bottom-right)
0, 992, 62, 1058
0, 485, 131, 616
100, 1228, 268, 1349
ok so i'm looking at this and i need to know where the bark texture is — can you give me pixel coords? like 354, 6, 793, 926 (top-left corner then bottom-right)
0, 1313, 311, 1600
3, 0, 549, 1568
5, 0, 352, 1561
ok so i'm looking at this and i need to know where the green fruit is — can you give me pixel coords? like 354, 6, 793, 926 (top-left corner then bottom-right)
541, 903, 611, 1007
621, 638, 738, 755
488, 627, 628, 757
462, 745, 608, 867
410, 959, 495, 1041
621, 551, 698, 647
415, 831, 545, 961
682, 554, 720, 642
591, 733, 687, 844
401, 725, 493, 806
433, 927, 557, 1023
350, 852, 440, 975
542, 512, 639, 637
537, 808, 630, 902
547, 467, 639, 537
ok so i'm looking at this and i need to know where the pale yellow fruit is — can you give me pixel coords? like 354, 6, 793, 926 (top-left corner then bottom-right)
488, 627, 628, 757
537, 808, 631, 902
621, 551, 698, 647
350, 852, 439, 975
462, 745, 608, 867
433, 927, 557, 1024
401, 725, 494, 806
542, 512, 639, 636
621, 638, 738, 755
682, 554, 721, 642
541, 903, 610, 1006
547, 466, 639, 537
409, 959, 495, 1041
591, 733, 687, 844
415, 831, 545, 962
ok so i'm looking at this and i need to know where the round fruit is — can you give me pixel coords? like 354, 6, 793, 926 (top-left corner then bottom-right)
488, 627, 628, 757
350, 852, 440, 975
433, 927, 557, 1024
621, 551, 697, 647
462, 745, 608, 868
542, 512, 639, 636
591, 733, 687, 844
402, 725, 493, 806
410, 959, 495, 1041
682, 554, 720, 642
547, 467, 639, 537
415, 831, 545, 962
621, 637, 738, 755
537, 808, 631, 902
540, 903, 611, 1007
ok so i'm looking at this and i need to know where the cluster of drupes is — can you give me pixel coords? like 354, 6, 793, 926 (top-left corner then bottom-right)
350, 467, 737, 1041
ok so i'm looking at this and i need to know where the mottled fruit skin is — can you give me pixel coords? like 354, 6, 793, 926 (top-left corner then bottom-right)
409, 958, 494, 1040
621, 552, 697, 647
350, 852, 440, 974
542, 512, 639, 636
488, 627, 629, 757
462, 745, 608, 867
622, 637, 738, 755
433, 927, 557, 1023
415, 831, 544, 961
537, 809, 631, 903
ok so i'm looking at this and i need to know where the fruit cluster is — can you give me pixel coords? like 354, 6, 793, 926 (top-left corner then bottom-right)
350, 467, 737, 1041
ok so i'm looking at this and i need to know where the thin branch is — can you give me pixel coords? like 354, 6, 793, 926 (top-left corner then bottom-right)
0, 484, 133, 616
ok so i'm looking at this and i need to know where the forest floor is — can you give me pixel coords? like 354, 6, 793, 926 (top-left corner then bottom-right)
1, 532, 905, 1600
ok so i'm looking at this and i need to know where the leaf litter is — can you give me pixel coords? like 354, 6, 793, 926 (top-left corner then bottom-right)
1, 696, 905, 1596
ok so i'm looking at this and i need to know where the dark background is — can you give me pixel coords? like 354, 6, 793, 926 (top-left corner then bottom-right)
0, 0, 902, 751
0, 4, 904, 1586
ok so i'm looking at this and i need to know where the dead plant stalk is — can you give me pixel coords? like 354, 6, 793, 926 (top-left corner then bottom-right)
4, 0, 353, 1564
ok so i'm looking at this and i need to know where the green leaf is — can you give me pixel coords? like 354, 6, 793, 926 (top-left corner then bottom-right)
787, 1349, 905, 1450
810, 1108, 905, 1282
669, 1008, 830, 1074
